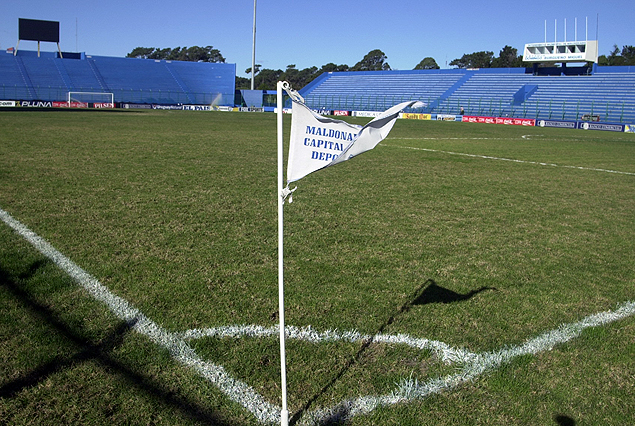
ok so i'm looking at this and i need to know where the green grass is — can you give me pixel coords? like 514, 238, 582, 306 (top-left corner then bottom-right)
1, 110, 634, 425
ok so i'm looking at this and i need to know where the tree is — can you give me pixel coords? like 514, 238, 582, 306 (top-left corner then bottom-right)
604, 45, 624, 66
126, 46, 225, 62
245, 64, 262, 76
126, 47, 155, 59
620, 45, 635, 65
285, 65, 319, 88
599, 45, 635, 66
235, 76, 250, 90
414, 57, 440, 70
253, 68, 284, 90
319, 63, 350, 73
491, 45, 523, 68
450, 51, 494, 68
352, 49, 391, 71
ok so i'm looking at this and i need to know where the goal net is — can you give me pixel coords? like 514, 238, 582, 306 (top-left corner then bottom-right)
67, 92, 115, 108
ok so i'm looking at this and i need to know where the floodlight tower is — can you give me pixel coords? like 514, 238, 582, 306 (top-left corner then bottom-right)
251, 0, 257, 90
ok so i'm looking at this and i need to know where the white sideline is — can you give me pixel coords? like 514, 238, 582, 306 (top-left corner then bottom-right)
2, 206, 634, 425
384, 142, 635, 176
0, 207, 280, 425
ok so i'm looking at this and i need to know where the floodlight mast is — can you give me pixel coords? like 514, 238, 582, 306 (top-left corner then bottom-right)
251, 0, 257, 90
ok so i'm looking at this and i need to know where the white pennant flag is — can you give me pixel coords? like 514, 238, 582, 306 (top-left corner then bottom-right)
286, 96, 420, 185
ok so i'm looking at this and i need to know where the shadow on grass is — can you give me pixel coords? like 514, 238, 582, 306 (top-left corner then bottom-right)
412, 280, 496, 306
0, 259, 233, 426
289, 279, 496, 425
554, 414, 576, 425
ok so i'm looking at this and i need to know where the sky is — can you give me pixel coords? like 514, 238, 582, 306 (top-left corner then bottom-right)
1, 0, 632, 77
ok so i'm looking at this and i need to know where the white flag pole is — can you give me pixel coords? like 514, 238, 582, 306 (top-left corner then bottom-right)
276, 81, 289, 426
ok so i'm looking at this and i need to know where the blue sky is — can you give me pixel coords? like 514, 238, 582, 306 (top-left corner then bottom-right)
1, 0, 632, 77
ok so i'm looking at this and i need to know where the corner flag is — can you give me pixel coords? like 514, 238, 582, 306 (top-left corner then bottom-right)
285, 87, 421, 185
275, 81, 420, 426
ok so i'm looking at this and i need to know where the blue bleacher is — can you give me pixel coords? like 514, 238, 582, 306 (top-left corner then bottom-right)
19, 56, 67, 100
0, 53, 33, 99
302, 70, 466, 111
168, 61, 237, 105
299, 67, 635, 123
2, 50, 634, 122
0, 50, 236, 105
60, 58, 103, 91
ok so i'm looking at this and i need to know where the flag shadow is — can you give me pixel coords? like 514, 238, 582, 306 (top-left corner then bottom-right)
290, 279, 495, 424
411, 280, 496, 306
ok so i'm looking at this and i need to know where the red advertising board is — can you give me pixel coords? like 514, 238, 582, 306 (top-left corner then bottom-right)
53, 101, 88, 108
94, 103, 115, 109
463, 116, 535, 126
496, 117, 536, 126
515, 118, 536, 126
333, 110, 350, 116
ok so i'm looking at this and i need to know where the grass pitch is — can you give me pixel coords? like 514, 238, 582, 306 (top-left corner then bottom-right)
1, 109, 634, 425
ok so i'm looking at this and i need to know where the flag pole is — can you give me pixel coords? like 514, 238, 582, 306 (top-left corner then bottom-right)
276, 81, 289, 426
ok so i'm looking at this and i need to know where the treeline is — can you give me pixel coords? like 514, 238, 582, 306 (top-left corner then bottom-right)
238, 49, 414, 91
126, 44, 635, 91
449, 44, 635, 68
599, 45, 635, 66
126, 46, 225, 63
449, 45, 526, 68
240, 46, 524, 90
240, 44, 635, 90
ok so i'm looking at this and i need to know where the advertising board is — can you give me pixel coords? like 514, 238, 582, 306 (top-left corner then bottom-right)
537, 119, 577, 129
495, 117, 536, 126
152, 104, 183, 110
463, 116, 535, 126
436, 114, 458, 121
352, 111, 382, 118
183, 105, 211, 111
122, 103, 152, 109
16, 101, 52, 108
402, 113, 432, 120
578, 122, 625, 132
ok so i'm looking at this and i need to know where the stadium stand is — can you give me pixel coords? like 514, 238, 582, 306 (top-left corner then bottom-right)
300, 66, 635, 123
301, 70, 466, 112
0, 50, 236, 106
2, 48, 634, 123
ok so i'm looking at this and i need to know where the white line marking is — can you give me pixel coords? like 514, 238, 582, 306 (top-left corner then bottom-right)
176, 325, 477, 365
300, 300, 635, 425
0, 207, 281, 425
2, 206, 634, 425
383, 143, 635, 176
